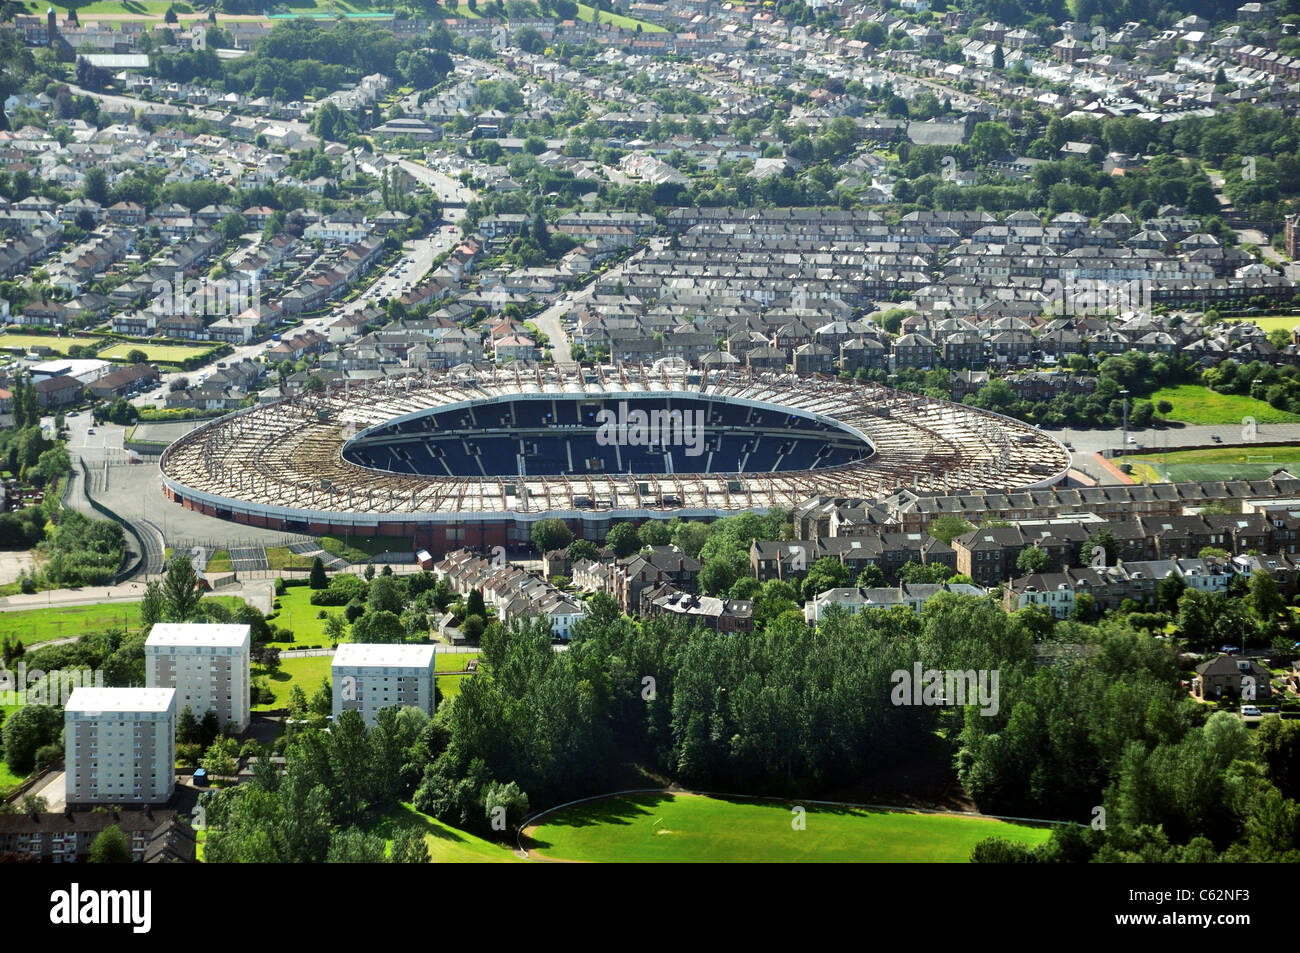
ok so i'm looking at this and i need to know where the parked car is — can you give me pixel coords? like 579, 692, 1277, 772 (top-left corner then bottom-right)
1242, 706, 1262, 717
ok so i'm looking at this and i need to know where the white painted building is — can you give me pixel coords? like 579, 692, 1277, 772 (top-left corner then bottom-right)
65, 687, 176, 807
145, 623, 251, 732
332, 643, 436, 726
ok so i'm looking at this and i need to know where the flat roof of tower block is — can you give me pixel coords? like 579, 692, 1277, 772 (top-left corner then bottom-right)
333, 643, 436, 669
66, 687, 176, 714
146, 623, 251, 648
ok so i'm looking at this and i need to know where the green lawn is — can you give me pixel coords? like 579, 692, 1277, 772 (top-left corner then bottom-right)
575, 1, 666, 31
252, 653, 333, 711
0, 333, 103, 356
1149, 384, 1300, 426
376, 802, 522, 863
525, 792, 1056, 863
267, 585, 343, 646
0, 595, 248, 647
436, 672, 471, 704
99, 342, 216, 363
0, 759, 28, 799
1130, 444, 1300, 484
319, 534, 412, 563
266, 546, 316, 572
1223, 316, 1300, 334
435, 651, 477, 673
205, 549, 232, 573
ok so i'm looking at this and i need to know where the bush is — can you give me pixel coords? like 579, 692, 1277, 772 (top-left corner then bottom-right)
274, 578, 286, 597
344, 598, 366, 623
34, 743, 62, 772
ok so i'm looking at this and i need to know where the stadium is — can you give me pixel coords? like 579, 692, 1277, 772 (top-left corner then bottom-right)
159, 364, 1071, 553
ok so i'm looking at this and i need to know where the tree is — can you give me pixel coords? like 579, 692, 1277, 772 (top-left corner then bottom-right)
1133, 558, 1176, 607
698, 556, 740, 596
164, 5, 178, 24
568, 539, 599, 562
125, 349, 148, 364
201, 737, 239, 779
670, 520, 710, 558
857, 564, 886, 588
928, 516, 975, 545
467, 588, 486, 620
390, 827, 431, 862
309, 556, 328, 589
1016, 546, 1051, 576
198, 709, 220, 749
88, 825, 131, 863
638, 521, 671, 548
605, 523, 641, 558
19, 794, 48, 815
367, 574, 406, 615
140, 579, 165, 630
1080, 530, 1119, 568
3, 705, 62, 774
482, 780, 529, 833
1249, 570, 1286, 638
531, 518, 574, 553
177, 706, 199, 745
161, 554, 202, 622
308, 676, 333, 717
351, 609, 406, 644
326, 827, 387, 863
1073, 592, 1096, 622
801, 556, 852, 598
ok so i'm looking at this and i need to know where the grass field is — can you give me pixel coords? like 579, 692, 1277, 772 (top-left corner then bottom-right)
320, 534, 412, 563
436, 672, 471, 704
436, 651, 477, 673
575, 1, 665, 30
526, 792, 1056, 863
0, 333, 103, 356
99, 342, 216, 363
0, 760, 27, 799
376, 802, 522, 863
266, 546, 316, 571
1130, 444, 1300, 484
1149, 384, 1300, 426
252, 652, 332, 711
0, 595, 248, 647
267, 585, 342, 646
1223, 316, 1300, 334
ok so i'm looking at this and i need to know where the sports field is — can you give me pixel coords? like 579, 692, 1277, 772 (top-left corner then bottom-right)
576, 2, 666, 31
1130, 444, 1300, 484
99, 342, 216, 363
525, 792, 1055, 863
0, 333, 103, 356
1149, 385, 1300, 426
1223, 316, 1299, 334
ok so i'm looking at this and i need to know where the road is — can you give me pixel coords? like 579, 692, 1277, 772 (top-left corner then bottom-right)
530, 242, 653, 364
